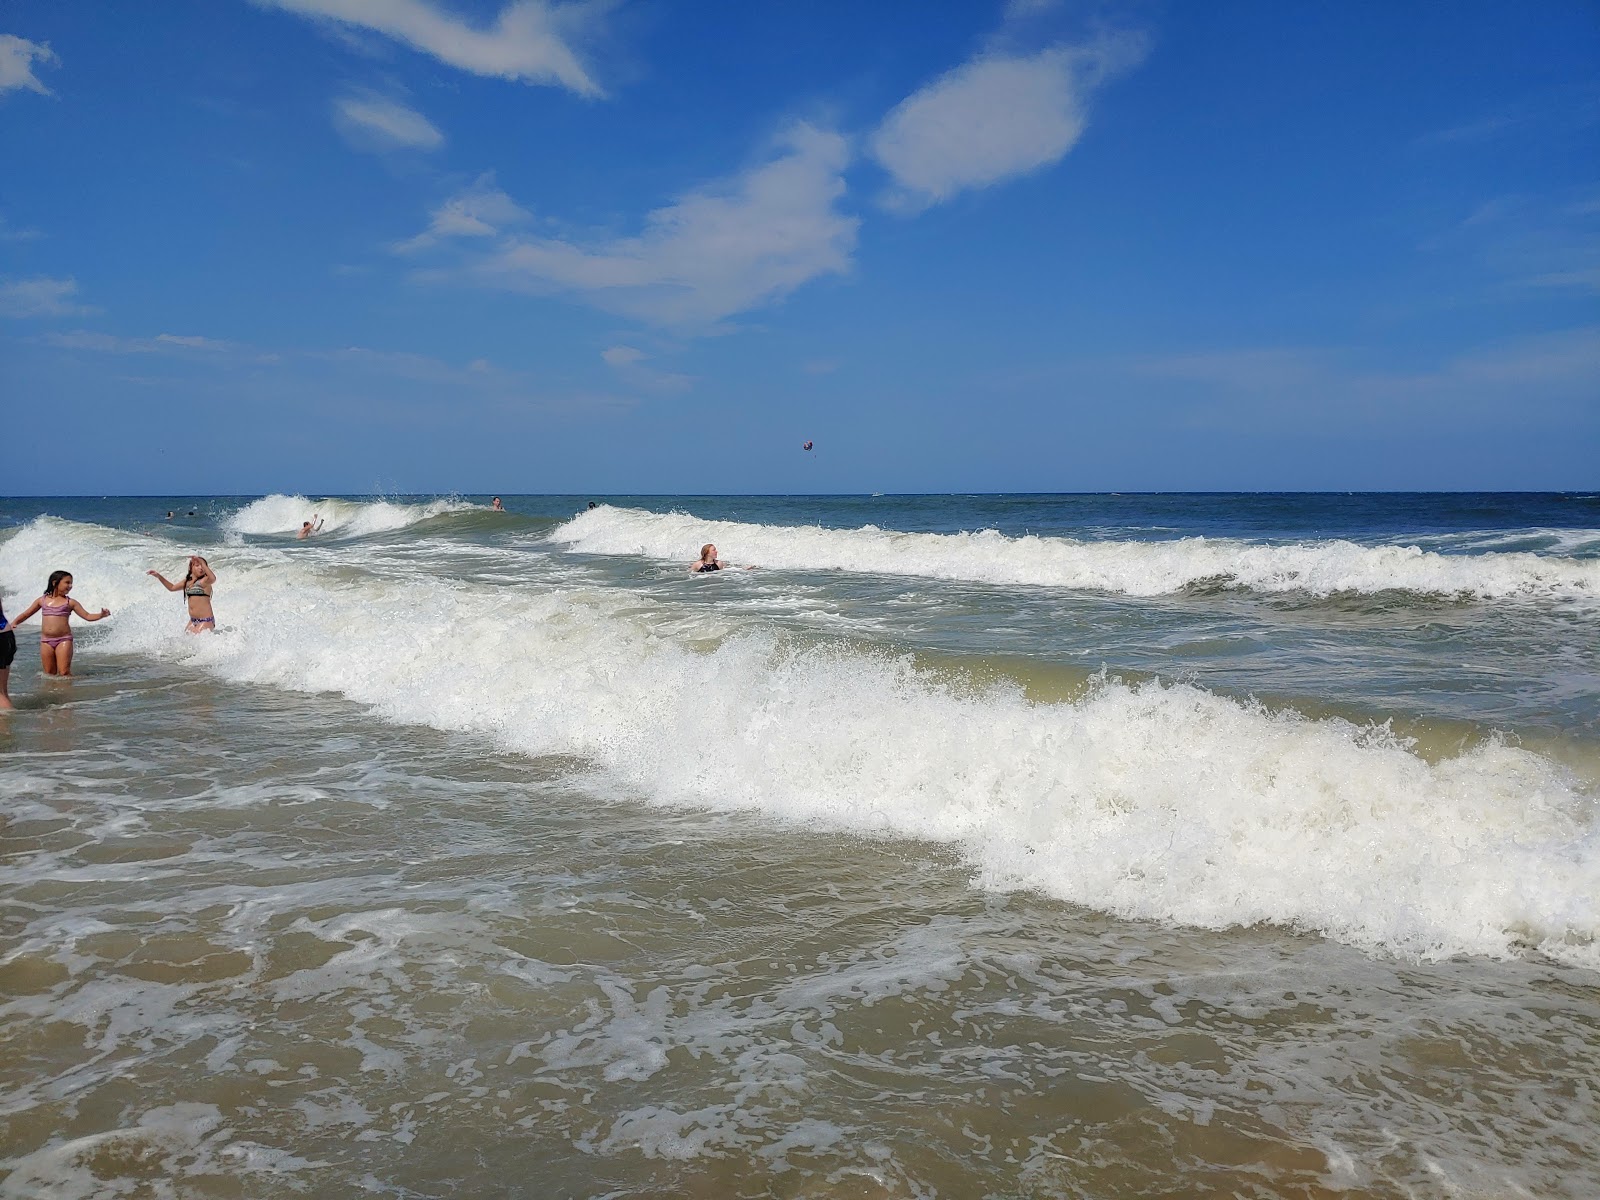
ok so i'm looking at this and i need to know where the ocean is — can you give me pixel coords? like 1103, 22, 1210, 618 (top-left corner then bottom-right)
0, 492, 1596, 1198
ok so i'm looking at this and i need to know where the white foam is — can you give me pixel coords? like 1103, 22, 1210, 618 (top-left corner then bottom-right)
223, 493, 473, 537
551, 506, 1600, 600
2, 517, 1596, 968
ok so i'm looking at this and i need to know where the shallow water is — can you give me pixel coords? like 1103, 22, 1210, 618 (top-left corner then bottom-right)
1, 493, 1597, 1197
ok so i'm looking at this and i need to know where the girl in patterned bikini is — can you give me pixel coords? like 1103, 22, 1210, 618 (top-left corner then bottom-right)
5, 570, 112, 677
148, 555, 217, 633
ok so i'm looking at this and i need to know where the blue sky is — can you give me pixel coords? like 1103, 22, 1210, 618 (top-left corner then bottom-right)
1, 0, 1596, 495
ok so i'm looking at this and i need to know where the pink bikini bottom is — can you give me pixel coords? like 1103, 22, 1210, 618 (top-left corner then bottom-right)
41, 634, 73, 648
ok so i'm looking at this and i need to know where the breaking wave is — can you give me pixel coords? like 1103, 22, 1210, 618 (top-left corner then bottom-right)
549, 507, 1600, 600
3, 516, 1595, 968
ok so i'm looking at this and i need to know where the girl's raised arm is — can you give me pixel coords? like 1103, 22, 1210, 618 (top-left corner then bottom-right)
70, 599, 111, 621
147, 570, 181, 591
5, 598, 41, 628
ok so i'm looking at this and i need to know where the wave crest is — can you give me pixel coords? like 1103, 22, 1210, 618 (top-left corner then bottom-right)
552, 507, 1600, 599
224, 494, 474, 537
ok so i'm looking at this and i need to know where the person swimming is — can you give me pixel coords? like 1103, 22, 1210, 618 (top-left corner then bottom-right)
491, 497, 505, 511
5, 570, 112, 677
689, 543, 754, 573
148, 555, 217, 632
297, 514, 324, 540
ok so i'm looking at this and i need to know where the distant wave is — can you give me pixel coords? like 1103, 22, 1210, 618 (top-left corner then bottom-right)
224, 494, 475, 537
3, 515, 1595, 968
551, 507, 1600, 600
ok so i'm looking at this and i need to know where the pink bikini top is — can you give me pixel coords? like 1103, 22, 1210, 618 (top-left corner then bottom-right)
41, 599, 71, 617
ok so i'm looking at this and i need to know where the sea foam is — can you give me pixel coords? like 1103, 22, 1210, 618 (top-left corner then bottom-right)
224, 494, 472, 537
3, 517, 1596, 968
552, 506, 1600, 599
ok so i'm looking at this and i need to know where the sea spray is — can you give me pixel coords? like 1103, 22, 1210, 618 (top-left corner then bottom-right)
224, 493, 475, 537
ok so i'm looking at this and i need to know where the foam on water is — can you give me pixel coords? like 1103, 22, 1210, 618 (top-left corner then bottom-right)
223, 493, 474, 537
3, 517, 1597, 968
552, 506, 1600, 599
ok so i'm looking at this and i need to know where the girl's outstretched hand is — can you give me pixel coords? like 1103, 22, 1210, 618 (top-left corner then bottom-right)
100, 608, 111, 618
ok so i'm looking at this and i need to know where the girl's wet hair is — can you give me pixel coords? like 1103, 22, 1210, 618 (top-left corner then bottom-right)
46, 570, 71, 596
182, 556, 209, 589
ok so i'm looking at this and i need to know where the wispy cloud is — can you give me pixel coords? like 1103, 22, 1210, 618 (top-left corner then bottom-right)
252, 0, 605, 97
0, 34, 57, 97
333, 90, 444, 152
0, 276, 93, 318
0, 213, 44, 242
1136, 327, 1600, 429
415, 124, 857, 328
600, 344, 691, 394
44, 329, 253, 356
394, 173, 530, 252
1425, 186, 1600, 297
871, 28, 1145, 213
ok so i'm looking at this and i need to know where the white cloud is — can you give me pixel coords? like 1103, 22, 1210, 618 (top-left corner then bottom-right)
871, 34, 1144, 212
0, 34, 57, 97
434, 123, 857, 328
0, 276, 91, 318
394, 174, 531, 252
254, 0, 603, 96
333, 91, 444, 152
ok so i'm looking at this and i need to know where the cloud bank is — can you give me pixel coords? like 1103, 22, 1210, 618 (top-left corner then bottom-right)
254, 0, 603, 96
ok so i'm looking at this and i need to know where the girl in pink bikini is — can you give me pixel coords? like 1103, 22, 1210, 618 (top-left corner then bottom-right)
5, 570, 112, 677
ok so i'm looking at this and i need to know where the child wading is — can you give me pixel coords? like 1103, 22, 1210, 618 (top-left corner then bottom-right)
5, 571, 112, 677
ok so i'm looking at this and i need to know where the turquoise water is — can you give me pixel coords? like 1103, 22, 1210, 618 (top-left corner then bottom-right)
1, 493, 1597, 1197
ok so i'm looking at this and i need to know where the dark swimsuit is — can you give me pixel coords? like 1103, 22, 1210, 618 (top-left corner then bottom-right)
696, 562, 721, 573
184, 582, 214, 626
0, 601, 13, 670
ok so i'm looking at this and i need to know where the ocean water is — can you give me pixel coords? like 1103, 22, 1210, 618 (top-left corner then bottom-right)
0, 492, 1596, 1199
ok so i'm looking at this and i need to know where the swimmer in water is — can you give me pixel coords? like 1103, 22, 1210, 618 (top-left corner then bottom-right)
491, 497, 505, 511
148, 555, 217, 633
689, 543, 754, 573
297, 515, 324, 540
5, 570, 112, 677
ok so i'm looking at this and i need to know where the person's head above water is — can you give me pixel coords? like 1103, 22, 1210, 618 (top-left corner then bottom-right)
699, 543, 717, 564
47, 570, 72, 597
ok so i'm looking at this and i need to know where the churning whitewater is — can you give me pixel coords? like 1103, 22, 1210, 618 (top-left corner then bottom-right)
553, 503, 1600, 599
3, 498, 1595, 968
